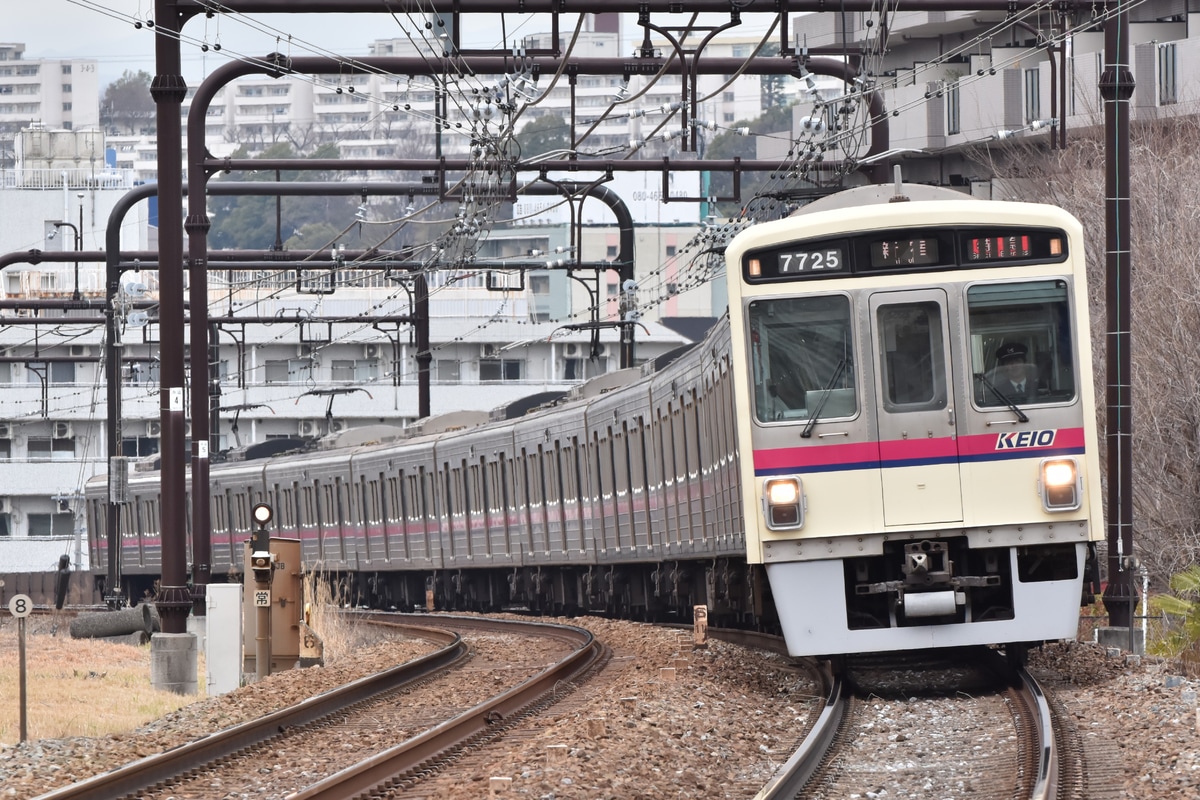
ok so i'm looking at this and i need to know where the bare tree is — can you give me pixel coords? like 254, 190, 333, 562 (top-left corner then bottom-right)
969, 115, 1200, 587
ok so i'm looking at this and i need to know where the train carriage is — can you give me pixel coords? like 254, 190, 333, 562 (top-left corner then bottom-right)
725, 183, 1102, 657
580, 368, 650, 562
85, 180, 1100, 660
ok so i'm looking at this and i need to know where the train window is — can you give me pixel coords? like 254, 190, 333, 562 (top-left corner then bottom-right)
876, 301, 948, 411
279, 485, 294, 530
301, 485, 315, 528
748, 295, 856, 423
968, 280, 1076, 407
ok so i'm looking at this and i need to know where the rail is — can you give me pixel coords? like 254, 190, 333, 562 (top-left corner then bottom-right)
292, 615, 602, 799
32, 621, 464, 800
753, 660, 845, 800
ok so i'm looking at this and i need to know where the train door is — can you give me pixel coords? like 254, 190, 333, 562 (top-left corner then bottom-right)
868, 289, 963, 526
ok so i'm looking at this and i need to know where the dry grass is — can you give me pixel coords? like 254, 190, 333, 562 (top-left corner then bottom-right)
0, 614, 204, 746
301, 567, 360, 663
0, 573, 358, 746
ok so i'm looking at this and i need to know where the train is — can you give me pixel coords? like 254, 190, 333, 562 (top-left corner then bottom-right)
86, 181, 1103, 659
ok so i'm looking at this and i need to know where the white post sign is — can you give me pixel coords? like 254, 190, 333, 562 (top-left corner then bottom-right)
8, 594, 32, 742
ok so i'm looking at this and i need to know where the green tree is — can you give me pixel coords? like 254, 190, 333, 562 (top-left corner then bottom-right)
207, 142, 427, 253
515, 114, 572, 161
702, 103, 796, 217
209, 143, 359, 251
757, 42, 789, 110
102, 70, 154, 135
1149, 566, 1200, 657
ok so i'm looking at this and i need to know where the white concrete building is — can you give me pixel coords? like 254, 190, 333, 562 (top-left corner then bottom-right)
0, 43, 101, 170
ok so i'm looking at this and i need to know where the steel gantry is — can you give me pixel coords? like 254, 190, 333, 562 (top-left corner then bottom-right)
128, 0, 1136, 640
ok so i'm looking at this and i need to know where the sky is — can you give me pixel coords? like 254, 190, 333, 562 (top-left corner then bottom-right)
7, 2, 784, 90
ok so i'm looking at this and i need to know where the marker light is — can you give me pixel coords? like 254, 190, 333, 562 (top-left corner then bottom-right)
763, 477, 804, 530
1040, 458, 1080, 511
252, 502, 274, 527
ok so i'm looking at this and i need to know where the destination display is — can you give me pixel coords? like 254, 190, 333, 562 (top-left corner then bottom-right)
743, 226, 1068, 282
869, 237, 940, 267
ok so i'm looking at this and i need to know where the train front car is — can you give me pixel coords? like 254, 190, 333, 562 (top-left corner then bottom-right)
725, 184, 1102, 658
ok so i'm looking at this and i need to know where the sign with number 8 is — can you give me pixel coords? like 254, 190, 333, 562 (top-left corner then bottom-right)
8, 594, 32, 618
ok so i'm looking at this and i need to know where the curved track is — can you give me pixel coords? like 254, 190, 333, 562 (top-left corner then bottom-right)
756, 649, 1069, 800
33, 616, 600, 800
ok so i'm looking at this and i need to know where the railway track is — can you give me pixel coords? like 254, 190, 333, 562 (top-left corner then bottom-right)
755, 647, 1082, 800
32, 615, 600, 800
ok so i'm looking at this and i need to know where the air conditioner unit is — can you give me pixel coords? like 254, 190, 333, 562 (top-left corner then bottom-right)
597, 344, 610, 358
329, 419, 348, 434
56, 498, 72, 513
298, 344, 315, 358
52, 422, 73, 439
565, 343, 579, 357
147, 420, 162, 437
480, 343, 498, 358
0, 422, 10, 439
363, 344, 380, 360
299, 419, 319, 437
69, 345, 91, 357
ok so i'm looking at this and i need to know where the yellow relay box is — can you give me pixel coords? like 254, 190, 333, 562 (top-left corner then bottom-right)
242, 538, 302, 673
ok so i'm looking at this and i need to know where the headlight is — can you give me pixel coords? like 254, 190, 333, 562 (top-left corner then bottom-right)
763, 477, 804, 530
1039, 458, 1080, 511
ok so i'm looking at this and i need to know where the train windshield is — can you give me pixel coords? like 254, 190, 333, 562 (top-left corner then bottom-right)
967, 280, 1077, 407
748, 295, 856, 422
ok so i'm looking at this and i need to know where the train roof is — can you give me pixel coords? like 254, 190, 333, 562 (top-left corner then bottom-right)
489, 391, 569, 421
567, 367, 643, 400
317, 424, 406, 450
648, 342, 699, 372
794, 182, 976, 214
233, 437, 311, 461
403, 410, 490, 438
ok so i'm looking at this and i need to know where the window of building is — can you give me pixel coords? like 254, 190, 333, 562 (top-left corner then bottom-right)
26, 362, 76, 385
62, 84, 71, 93
331, 359, 381, 382
28, 437, 75, 461
665, 245, 677, 257
946, 81, 961, 135
480, 358, 523, 382
723, 91, 736, 103
265, 358, 311, 383
529, 275, 550, 294
0, 513, 10, 536
1024, 68, 1040, 122
126, 360, 159, 385
564, 357, 608, 380
606, 245, 618, 258
0, 439, 10, 459
0, 362, 10, 383
1159, 43, 1177, 105
123, 436, 160, 458
28, 513, 74, 537
62, 65, 72, 74
433, 359, 460, 383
